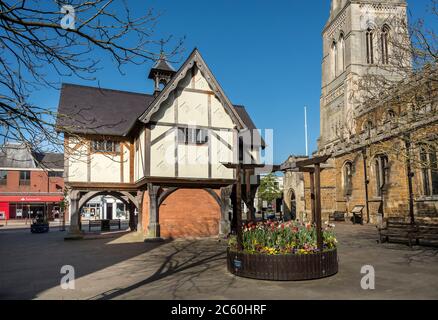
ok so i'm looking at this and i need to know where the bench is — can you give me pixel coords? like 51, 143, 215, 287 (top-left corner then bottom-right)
329, 211, 346, 222
378, 218, 438, 247
88, 220, 102, 231
88, 219, 122, 232
416, 223, 438, 246
378, 218, 417, 246
109, 219, 122, 230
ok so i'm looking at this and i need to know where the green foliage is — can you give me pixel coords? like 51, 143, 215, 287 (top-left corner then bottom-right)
258, 174, 282, 204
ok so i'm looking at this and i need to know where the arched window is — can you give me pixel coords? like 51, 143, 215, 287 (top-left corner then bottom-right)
331, 41, 338, 78
386, 109, 396, 122
375, 154, 389, 197
419, 145, 438, 196
338, 33, 345, 73
381, 25, 390, 65
366, 28, 374, 64
343, 161, 353, 196
363, 119, 374, 134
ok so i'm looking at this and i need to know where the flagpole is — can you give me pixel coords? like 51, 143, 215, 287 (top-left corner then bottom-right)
304, 106, 309, 157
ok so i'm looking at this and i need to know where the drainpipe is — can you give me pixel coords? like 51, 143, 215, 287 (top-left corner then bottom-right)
404, 136, 415, 224
362, 148, 370, 223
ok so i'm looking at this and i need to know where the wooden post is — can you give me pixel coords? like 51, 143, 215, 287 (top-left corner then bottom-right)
236, 164, 243, 251
309, 171, 315, 224
245, 169, 253, 221
314, 164, 323, 251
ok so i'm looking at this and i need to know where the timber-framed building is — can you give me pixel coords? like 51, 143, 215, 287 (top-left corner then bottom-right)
56, 49, 262, 239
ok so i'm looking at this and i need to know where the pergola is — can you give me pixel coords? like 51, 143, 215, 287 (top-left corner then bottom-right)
278, 154, 331, 250
224, 154, 331, 252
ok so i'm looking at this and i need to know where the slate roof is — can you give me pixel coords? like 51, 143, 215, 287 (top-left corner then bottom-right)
33, 152, 64, 170
56, 84, 155, 136
0, 144, 63, 170
56, 50, 263, 144
234, 105, 265, 147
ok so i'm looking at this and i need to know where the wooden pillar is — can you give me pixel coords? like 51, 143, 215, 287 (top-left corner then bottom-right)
314, 164, 323, 251
65, 190, 82, 239
147, 183, 161, 239
136, 190, 144, 232
309, 171, 316, 224
128, 202, 137, 231
231, 185, 238, 232
220, 185, 233, 236
245, 169, 255, 221
236, 165, 243, 251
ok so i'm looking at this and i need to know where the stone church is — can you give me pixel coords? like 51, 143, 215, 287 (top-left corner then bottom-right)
283, 0, 438, 223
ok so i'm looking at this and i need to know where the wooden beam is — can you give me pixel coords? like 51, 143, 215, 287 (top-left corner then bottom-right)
66, 182, 138, 192
314, 163, 323, 251
236, 164, 243, 251
120, 143, 124, 183
222, 163, 266, 170
135, 176, 236, 188
310, 171, 315, 224
280, 154, 331, 171
296, 155, 331, 168
130, 142, 135, 183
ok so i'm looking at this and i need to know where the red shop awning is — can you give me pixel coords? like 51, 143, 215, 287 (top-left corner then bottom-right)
0, 195, 63, 203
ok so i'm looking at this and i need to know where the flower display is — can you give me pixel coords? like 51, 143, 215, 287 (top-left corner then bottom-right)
228, 220, 337, 255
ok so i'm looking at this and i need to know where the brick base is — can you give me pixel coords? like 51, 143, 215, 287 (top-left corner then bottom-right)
142, 188, 221, 239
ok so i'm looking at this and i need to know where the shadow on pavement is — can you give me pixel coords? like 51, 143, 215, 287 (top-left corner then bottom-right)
89, 240, 228, 300
0, 230, 167, 299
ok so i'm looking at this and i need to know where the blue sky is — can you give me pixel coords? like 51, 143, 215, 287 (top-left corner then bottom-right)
30, 0, 435, 164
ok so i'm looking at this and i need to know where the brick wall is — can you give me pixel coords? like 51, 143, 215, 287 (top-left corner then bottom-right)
0, 170, 64, 193
160, 189, 220, 238
142, 188, 220, 239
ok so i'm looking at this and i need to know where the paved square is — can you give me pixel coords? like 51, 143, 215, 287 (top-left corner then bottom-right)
1, 223, 438, 300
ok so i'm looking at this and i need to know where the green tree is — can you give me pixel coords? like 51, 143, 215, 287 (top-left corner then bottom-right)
258, 174, 282, 211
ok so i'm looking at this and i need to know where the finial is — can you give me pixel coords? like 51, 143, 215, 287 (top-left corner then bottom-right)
159, 39, 165, 58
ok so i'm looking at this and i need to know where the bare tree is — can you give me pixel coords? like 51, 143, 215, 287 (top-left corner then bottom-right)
0, 0, 183, 164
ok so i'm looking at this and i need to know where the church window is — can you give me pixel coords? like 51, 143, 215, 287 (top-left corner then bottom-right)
343, 161, 353, 196
381, 25, 390, 65
363, 119, 374, 134
366, 28, 374, 64
375, 154, 389, 197
338, 33, 345, 72
386, 109, 396, 122
331, 41, 338, 78
420, 145, 438, 196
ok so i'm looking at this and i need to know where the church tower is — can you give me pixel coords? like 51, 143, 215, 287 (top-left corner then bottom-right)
318, 0, 408, 152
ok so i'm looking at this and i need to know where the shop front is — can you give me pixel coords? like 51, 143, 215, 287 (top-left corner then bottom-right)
0, 195, 64, 220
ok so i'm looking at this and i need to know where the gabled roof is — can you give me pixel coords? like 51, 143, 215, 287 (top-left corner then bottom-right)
0, 143, 35, 169
56, 83, 155, 136
33, 152, 64, 170
56, 49, 262, 140
0, 144, 63, 170
139, 48, 246, 129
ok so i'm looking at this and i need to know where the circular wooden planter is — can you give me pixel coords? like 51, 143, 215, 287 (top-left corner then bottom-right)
227, 248, 338, 281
